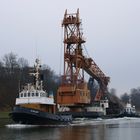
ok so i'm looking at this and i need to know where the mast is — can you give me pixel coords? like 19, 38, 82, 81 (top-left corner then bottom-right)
30, 58, 42, 90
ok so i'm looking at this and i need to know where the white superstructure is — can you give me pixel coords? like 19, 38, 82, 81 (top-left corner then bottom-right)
15, 58, 55, 106
124, 102, 136, 114
85, 98, 109, 115
16, 87, 54, 105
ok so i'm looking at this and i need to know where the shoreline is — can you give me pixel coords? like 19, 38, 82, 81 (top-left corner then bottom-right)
0, 112, 10, 119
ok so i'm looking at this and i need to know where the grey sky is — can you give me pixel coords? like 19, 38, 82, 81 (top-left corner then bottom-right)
0, 0, 140, 95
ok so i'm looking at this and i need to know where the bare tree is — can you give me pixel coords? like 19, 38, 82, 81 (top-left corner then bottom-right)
3, 52, 18, 74
18, 57, 29, 69
120, 92, 129, 104
0, 60, 3, 67
130, 88, 140, 110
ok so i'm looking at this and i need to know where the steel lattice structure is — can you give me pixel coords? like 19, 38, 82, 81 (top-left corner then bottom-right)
57, 9, 110, 107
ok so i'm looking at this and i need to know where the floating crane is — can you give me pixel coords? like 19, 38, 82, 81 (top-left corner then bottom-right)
57, 9, 110, 113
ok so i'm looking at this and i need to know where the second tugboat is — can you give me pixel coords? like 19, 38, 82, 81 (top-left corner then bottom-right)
10, 59, 72, 125
118, 98, 139, 118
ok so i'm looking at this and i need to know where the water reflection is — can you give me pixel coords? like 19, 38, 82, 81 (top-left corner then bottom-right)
1, 118, 140, 140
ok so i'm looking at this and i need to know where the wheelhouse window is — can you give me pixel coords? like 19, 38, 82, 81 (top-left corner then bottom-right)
28, 92, 30, 97
24, 93, 27, 97
20, 93, 23, 97
36, 92, 39, 96
32, 92, 35, 97
40, 92, 47, 97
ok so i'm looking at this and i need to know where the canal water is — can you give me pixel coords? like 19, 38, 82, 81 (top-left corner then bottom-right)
0, 117, 140, 140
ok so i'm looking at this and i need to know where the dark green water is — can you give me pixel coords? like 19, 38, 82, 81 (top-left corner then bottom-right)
1, 118, 140, 140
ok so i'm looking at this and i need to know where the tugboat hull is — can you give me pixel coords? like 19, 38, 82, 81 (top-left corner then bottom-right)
116, 112, 140, 118
10, 106, 72, 125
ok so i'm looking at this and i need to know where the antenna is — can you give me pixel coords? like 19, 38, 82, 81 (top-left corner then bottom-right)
18, 80, 21, 93
35, 40, 37, 58
59, 26, 63, 76
34, 39, 40, 61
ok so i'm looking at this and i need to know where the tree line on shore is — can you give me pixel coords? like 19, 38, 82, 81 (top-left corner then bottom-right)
0, 52, 140, 111
120, 88, 140, 110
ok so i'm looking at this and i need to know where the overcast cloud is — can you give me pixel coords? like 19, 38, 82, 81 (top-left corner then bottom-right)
0, 0, 140, 95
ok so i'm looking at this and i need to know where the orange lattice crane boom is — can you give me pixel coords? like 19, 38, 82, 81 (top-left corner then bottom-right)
82, 56, 110, 101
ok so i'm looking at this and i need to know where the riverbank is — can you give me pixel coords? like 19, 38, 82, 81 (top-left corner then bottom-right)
0, 112, 13, 127
0, 112, 10, 119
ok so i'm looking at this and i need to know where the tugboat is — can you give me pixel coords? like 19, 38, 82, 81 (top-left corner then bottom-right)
118, 98, 139, 118
9, 59, 72, 125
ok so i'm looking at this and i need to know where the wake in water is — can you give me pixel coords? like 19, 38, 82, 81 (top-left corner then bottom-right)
71, 117, 140, 126
6, 124, 39, 129
6, 123, 68, 129
6, 117, 140, 128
